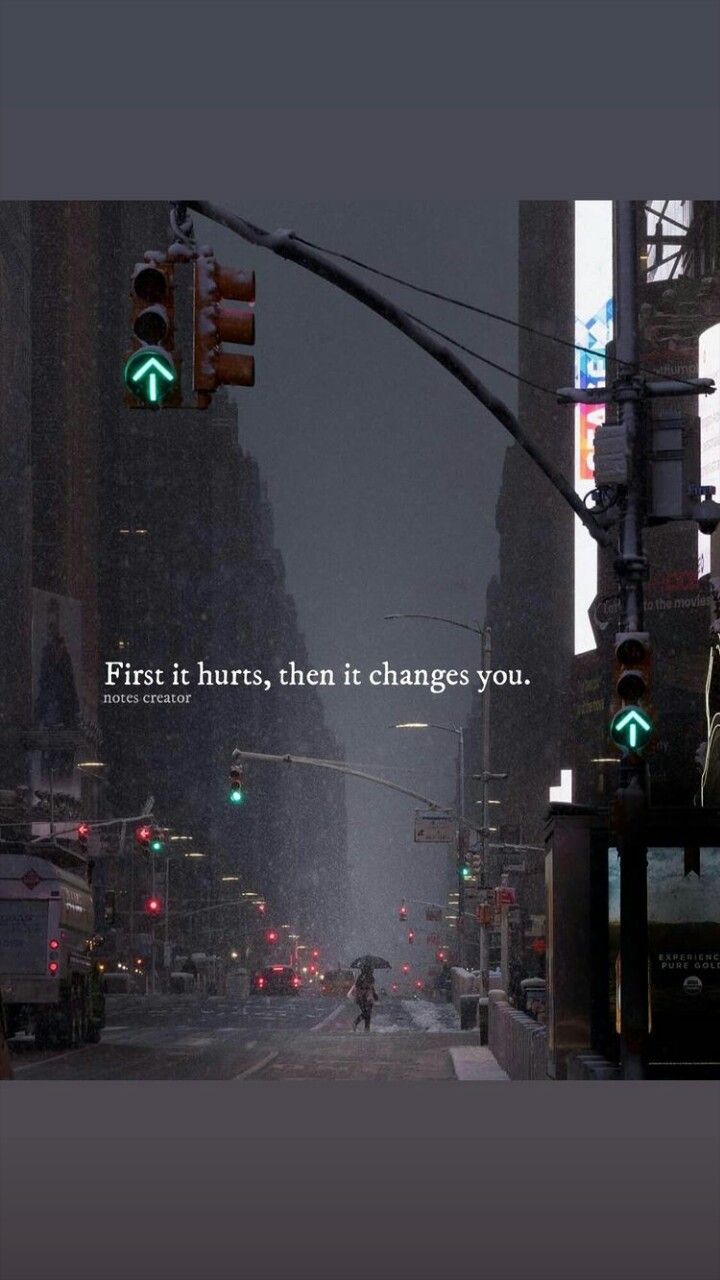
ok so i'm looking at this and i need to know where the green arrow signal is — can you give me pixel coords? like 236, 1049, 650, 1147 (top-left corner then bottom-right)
610, 706, 653, 752
124, 348, 176, 405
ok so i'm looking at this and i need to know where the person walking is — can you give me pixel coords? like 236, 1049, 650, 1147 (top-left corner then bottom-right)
353, 963, 378, 1031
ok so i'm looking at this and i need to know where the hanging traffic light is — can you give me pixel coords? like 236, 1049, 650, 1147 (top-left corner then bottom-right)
229, 763, 246, 805
135, 824, 153, 847
398, 902, 408, 922
610, 631, 654, 754
401, 963, 411, 975
265, 929, 278, 945
407, 930, 415, 945
124, 256, 179, 408
76, 822, 91, 850
193, 249, 255, 408
149, 829, 166, 854
144, 896, 163, 918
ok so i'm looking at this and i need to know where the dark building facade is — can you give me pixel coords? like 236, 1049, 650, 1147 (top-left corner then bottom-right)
0, 200, 350, 961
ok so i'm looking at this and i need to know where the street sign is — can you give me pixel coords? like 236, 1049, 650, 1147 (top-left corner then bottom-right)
124, 347, 176, 405
610, 706, 653, 752
413, 810, 454, 843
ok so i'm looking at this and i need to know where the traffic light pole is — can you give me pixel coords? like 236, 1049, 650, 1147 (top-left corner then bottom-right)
614, 201, 649, 1080
182, 201, 610, 550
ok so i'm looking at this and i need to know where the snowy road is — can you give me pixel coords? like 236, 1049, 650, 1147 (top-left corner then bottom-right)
7, 994, 497, 1081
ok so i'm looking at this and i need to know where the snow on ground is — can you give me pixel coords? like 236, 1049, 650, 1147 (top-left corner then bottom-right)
401, 999, 460, 1033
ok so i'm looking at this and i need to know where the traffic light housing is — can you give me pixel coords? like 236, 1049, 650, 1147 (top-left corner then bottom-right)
135, 824, 165, 852
265, 929, 278, 945
124, 255, 180, 408
610, 631, 654, 753
193, 249, 255, 408
229, 764, 246, 805
407, 930, 415, 944
76, 822, 91, 850
398, 902, 408, 922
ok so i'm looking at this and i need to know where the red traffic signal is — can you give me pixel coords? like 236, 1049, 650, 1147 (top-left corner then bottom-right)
407, 930, 415, 944
144, 896, 163, 917
194, 250, 255, 408
255, 901, 266, 915
399, 902, 408, 922
76, 822, 91, 843
265, 929, 278, 944
135, 824, 153, 846
311, 948, 320, 960
401, 963, 411, 975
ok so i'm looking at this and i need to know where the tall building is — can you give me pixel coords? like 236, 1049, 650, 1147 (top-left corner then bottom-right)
0, 200, 350, 958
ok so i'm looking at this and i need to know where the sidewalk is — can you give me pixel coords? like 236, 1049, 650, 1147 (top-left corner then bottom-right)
449, 1045, 510, 1081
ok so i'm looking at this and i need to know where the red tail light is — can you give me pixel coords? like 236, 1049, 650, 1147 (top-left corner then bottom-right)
255, 976, 265, 989
48, 961, 59, 974
292, 976, 301, 988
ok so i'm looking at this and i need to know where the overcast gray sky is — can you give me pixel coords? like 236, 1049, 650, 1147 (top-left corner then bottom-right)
194, 200, 518, 962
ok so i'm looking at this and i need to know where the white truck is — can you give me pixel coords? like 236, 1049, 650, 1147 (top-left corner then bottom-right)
0, 852, 105, 1050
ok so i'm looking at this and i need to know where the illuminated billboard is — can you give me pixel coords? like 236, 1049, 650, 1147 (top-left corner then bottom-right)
698, 323, 720, 578
574, 201, 613, 654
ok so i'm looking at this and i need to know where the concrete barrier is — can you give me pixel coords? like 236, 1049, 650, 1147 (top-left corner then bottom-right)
488, 990, 548, 1080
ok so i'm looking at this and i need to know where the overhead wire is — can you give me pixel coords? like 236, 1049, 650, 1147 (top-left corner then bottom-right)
291, 231, 704, 390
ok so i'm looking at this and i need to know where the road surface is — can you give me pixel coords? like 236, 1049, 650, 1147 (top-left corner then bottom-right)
8, 993, 506, 1081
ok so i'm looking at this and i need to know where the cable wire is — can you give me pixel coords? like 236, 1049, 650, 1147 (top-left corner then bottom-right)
291, 231, 704, 389
404, 309, 558, 398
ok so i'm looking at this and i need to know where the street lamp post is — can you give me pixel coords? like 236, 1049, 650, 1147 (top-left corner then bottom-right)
392, 721, 466, 963
385, 613, 495, 969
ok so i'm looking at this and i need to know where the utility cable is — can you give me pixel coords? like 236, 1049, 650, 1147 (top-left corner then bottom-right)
291, 231, 703, 390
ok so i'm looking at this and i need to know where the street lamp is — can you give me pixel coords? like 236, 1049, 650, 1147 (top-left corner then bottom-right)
386, 613, 495, 968
391, 719, 466, 962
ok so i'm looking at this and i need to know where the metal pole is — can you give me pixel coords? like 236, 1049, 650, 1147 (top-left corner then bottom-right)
164, 855, 170, 972
614, 200, 649, 1080
479, 627, 491, 989
128, 829, 135, 974
456, 730, 466, 967
151, 857, 157, 995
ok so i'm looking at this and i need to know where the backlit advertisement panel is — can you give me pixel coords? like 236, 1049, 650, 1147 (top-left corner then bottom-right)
574, 201, 613, 654
699, 323, 720, 578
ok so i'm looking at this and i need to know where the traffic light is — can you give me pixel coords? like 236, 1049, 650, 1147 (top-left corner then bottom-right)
398, 902, 408, 922
193, 249, 255, 408
144, 896, 163, 918
407, 930, 415, 945
229, 763, 246, 805
135, 824, 165, 852
76, 822, 91, 851
401, 963, 411, 975
124, 256, 179, 408
265, 929, 278, 945
255, 900, 266, 915
610, 631, 654, 753
461, 863, 472, 881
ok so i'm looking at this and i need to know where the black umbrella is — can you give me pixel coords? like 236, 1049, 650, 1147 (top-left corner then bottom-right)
350, 954, 391, 970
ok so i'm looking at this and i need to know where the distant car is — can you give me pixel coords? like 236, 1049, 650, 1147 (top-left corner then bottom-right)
320, 968, 355, 997
254, 965, 302, 995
